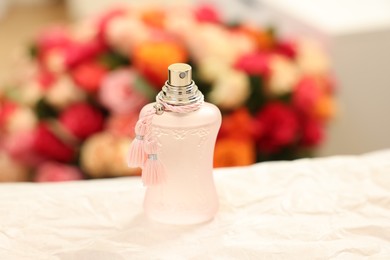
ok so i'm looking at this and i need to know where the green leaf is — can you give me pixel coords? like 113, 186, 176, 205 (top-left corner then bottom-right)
277, 92, 292, 103
246, 75, 267, 115
34, 98, 58, 119
133, 75, 158, 101
3, 85, 21, 102
98, 51, 130, 70
29, 44, 39, 59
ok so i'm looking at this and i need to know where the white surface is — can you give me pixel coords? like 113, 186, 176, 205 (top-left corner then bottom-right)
1, 150, 390, 259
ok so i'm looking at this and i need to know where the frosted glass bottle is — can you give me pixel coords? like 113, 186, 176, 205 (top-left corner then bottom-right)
141, 63, 221, 225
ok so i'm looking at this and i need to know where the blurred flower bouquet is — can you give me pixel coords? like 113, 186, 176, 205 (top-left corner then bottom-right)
0, 5, 335, 182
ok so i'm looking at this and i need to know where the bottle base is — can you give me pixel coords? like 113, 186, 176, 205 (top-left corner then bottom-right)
144, 205, 218, 225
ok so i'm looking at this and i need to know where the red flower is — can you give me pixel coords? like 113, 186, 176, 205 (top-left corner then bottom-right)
64, 39, 107, 69
32, 123, 74, 162
35, 162, 83, 182
235, 53, 270, 76
275, 40, 297, 59
195, 5, 220, 23
59, 103, 104, 140
301, 119, 323, 147
71, 61, 107, 92
292, 76, 321, 115
255, 102, 299, 153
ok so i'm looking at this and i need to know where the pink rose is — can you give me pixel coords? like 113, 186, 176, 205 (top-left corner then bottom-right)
107, 112, 139, 137
2, 131, 43, 166
71, 61, 108, 92
292, 76, 321, 114
36, 26, 72, 53
32, 123, 75, 163
64, 39, 106, 69
35, 162, 83, 182
195, 5, 220, 23
59, 103, 104, 140
275, 40, 297, 59
99, 69, 148, 114
235, 52, 270, 76
36, 69, 56, 89
37, 25, 106, 72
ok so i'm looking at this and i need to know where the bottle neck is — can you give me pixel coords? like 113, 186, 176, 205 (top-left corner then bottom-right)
157, 80, 204, 107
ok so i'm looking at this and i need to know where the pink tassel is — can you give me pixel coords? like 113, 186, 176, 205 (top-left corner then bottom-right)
142, 141, 166, 186
127, 121, 147, 167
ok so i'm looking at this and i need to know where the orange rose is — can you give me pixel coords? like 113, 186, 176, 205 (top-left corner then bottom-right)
314, 93, 336, 121
236, 26, 274, 51
219, 108, 261, 140
141, 9, 165, 29
214, 138, 256, 168
133, 41, 188, 89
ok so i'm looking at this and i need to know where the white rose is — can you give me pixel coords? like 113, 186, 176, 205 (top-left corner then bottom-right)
45, 76, 86, 110
297, 39, 330, 75
81, 132, 140, 178
165, 7, 197, 41
19, 81, 43, 107
71, 19, 97, 42
229, 31, 256, 60
209, 69, 250, 110
268, 55, 300, 96
189, 24, 236, 64
6, 107, 37, 134
106, 16, 150, 54
45, 48, 66, 74
198, 57, 230, 83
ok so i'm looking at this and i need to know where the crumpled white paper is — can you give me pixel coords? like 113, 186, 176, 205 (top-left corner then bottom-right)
1, 150, 390, 259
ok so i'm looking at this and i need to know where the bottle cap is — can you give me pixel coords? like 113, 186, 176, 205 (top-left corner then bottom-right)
168, 63, 192, 86
157, 63, 203, 106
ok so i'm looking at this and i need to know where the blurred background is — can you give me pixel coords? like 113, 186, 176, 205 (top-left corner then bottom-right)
0, 0, 389, 182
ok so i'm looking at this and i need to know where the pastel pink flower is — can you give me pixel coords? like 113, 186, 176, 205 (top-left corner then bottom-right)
99, 69, 148, 114
2, 131, 43, 166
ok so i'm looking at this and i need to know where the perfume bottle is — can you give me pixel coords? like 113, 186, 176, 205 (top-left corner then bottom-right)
140, 63, 221, 225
